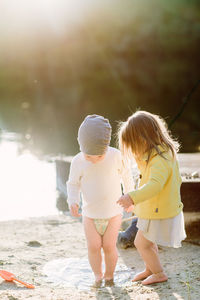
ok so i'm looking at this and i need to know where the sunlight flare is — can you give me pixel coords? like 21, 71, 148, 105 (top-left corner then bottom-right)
0, 139, 57, 221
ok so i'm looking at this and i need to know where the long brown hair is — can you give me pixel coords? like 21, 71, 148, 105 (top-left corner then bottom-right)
118, 111, 180, 162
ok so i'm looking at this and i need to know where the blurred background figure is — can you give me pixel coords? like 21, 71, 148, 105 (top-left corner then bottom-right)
118, 218, 138, 249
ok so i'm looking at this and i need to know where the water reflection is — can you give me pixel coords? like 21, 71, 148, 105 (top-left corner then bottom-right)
43, 257, 135, 291
0, 132, 57, 221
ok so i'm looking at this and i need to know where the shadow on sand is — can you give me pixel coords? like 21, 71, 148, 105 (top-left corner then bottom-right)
117, 245, 195, 300
95, 284, 132, 300
0, 280, 29, 290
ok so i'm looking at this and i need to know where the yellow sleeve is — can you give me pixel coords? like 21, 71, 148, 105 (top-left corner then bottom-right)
128, 156, 170, 205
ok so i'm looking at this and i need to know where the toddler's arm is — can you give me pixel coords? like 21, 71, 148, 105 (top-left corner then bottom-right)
119, 153, 135, 193
66, 155, 82, 217
117, 153, 135, 212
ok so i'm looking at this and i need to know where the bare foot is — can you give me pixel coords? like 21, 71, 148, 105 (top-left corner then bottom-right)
142, 272, 168, 285
132, 270, 152, 282
105, 278, 114, 287
93, 279, 103, 288
92, 274, 103, 288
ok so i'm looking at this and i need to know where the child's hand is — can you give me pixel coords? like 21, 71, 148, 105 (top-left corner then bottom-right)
125, 204, 134, 213
70, 203, 81, 217
117, 194, 134, 210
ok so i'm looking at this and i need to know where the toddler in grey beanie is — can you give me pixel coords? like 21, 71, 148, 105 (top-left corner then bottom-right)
78, 115, 112, 155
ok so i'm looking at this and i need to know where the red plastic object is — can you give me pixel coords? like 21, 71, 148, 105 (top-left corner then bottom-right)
0, 270, 35, 289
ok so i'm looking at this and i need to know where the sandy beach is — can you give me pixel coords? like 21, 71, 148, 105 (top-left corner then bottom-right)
0, 0, 200, 297
0, 213, 200, 300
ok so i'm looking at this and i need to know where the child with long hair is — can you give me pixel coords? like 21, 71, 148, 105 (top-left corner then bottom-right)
67, 115, 133, 287
117, 110, 186, 285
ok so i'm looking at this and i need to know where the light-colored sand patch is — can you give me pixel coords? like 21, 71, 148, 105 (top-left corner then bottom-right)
0, 214, 199, 299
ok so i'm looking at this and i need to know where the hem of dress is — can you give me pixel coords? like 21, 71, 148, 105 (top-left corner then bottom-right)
141, 231, 187, 248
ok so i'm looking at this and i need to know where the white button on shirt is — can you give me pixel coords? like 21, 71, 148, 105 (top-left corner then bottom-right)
67, 147, 134, 219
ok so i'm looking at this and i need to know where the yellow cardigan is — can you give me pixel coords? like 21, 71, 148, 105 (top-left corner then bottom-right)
129, 148, 183, 219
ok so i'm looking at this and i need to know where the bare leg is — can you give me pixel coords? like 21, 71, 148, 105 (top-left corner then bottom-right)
102, 214, 122, 281
83, 216, 103, 282
132, 243, 158, 281
133, 230, 168, 284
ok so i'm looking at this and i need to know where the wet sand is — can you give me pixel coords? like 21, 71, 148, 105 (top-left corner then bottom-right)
0, 214, 200, 300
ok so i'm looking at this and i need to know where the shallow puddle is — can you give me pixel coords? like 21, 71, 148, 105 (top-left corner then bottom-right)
43, 257, 135, 290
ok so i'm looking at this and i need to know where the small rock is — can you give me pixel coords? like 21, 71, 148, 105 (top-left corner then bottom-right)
27, 241, 42, 247
8, 296, 19, 300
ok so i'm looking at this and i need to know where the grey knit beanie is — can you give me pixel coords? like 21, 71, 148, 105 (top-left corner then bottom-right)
78, 115, 112, 155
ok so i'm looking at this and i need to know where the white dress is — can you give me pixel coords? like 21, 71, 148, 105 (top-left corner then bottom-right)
136, 211, 186, 248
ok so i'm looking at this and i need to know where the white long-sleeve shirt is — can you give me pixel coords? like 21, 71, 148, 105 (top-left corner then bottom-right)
67, 147, 134, 219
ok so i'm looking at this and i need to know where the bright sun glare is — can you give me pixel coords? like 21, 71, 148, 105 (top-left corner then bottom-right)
0, 0, 93, 34
0, 140, 57, 221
